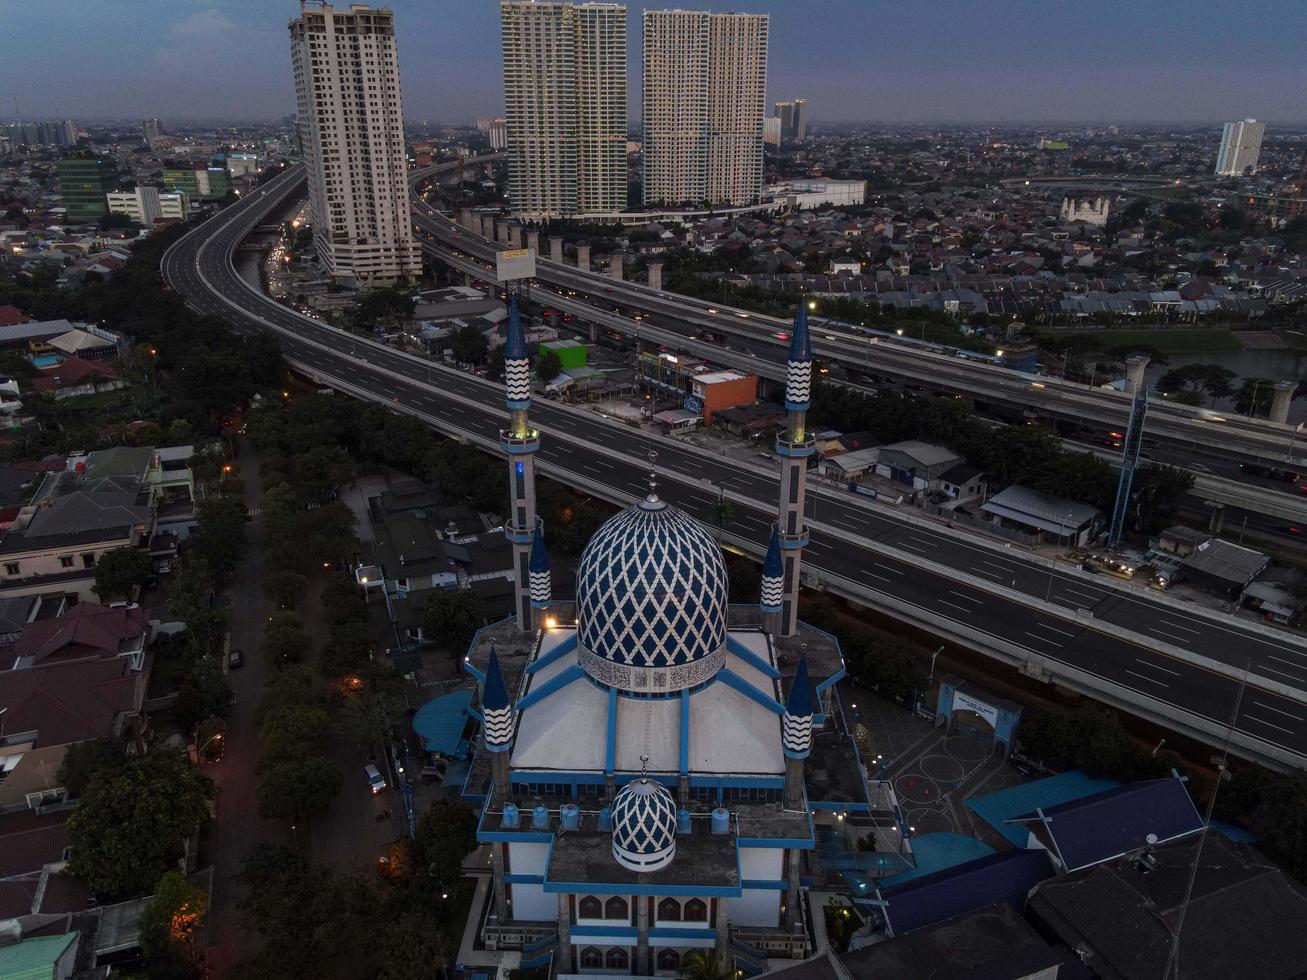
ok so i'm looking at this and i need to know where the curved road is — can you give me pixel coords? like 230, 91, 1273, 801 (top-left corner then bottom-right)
162, 163, 1307, 771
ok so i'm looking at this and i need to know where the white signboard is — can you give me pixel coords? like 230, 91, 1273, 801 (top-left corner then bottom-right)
953, 691, 999, 729
496, 247, 537, 283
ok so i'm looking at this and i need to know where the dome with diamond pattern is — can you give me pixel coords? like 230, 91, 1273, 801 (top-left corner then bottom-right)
575, 494, 728, 695
611, 777, 677, 872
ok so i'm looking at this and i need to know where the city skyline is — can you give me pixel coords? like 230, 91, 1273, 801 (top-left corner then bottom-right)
4, 0, 1307, 126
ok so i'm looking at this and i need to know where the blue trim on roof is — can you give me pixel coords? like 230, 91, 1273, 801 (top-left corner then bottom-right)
482, 645, 511, 711
726, 634, 781, 679
718, 667, 785, 714
526, 631, 578, 674
785, 653, 812, 718
517, 664, 586, 709
504, 874, 545, 885
762, 528, 783, 578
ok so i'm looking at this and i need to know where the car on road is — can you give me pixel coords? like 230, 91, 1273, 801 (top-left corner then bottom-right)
365, 763, 387, 794
228, 649, 244, 669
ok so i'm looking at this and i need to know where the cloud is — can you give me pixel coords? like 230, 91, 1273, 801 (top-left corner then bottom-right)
156, 8, 243, 68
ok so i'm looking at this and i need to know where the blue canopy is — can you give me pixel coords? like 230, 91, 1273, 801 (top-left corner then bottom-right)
412, 688, 475, 758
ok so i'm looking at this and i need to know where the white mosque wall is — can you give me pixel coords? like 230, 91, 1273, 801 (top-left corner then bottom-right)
510, 882, 557, 921
509, 841, 551, 876
734, 847, 785, 926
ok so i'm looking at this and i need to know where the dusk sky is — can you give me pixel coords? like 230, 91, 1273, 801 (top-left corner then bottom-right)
4, 0, 1305, 126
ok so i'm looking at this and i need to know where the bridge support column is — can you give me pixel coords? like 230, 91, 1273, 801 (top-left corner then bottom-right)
1124, 354, 1149, 393
508, 224, 522, 249
647, 262, 662, 292
576, 243, 591, 272
479, 214, 494, 240
457, 208, 474, 231
549, 236, 564, 263
526, 229, 539, 255
1271, 381, 1298, 424
608, 253, 623, 281
1208, 502, 1226, 534
495, 220, 510, 243
589, 321, 598, 343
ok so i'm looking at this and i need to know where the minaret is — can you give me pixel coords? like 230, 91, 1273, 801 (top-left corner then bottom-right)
776, 303, 815, 635
759, 527, 784, 636
529, 527, 552, 610
500, 295, 540, 631
781, 653, 812, 809
481, 645, 515, 923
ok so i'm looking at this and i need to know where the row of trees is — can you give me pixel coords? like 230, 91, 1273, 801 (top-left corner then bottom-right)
810, 384, 1194, 533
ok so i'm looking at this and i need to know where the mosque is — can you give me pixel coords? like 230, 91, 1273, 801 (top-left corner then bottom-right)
461, 298, 870, 975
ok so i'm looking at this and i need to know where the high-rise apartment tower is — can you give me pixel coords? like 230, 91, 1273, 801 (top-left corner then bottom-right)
500, 1, 627, 219
1215, 118, 1265, 177
643, 9, 768, 207
288, 1, 419, 286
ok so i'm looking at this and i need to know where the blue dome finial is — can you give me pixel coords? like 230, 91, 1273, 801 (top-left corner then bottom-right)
782, 653, 813, 759
760, 527, 783, 613
789, 302, 812, 364
482, 644, 515, 751
505, 294, 527, 360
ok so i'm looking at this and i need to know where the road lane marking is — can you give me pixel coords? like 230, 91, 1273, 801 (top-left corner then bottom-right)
1135, 658, 1181, 677
1259, 665, 1302, 682
1125, 669, 1169, 688
948, 591, 983, 605
1253, 701, 1304, 722
1242, 714, 1294, 735
860, 569, 892, 585
871, 564, 902, 576
972, 567, 1008, 581
978, 559, 1018, 572
1061, 586, 1102, 602
904, 536, 937, 550
897, 543, 930, 555
1034, 622, 1076, 638
1147, 628, 1191, 644
1156, 619, 1200, 636
938, 600, 973, 614
1266, 655, 1307, 674
1024, 632, 1060, 646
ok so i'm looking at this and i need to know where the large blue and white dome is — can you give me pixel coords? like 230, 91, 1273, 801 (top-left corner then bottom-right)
611, 778, 677, 872
576, 495, 728, 694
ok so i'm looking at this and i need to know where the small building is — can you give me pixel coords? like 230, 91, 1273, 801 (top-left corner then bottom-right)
1179, 538, 1269, 598
981, 485, 1101, 547
713, 401, 785, 439
1155, 524, 1209, 558
1242, 580, 1307, 625
540, 338, 588, 372
689, 369, 757, 425
0, 931, 80, 980
936, 462, 985, 502
819, 447, 880, 482
873, 441, 963, 492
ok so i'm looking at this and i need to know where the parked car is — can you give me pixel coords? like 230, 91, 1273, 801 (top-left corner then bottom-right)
365, 763, 387, 794
228, 649, 244, 669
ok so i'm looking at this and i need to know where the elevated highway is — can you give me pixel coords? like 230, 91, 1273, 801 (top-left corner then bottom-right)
162, 161, 1307, 772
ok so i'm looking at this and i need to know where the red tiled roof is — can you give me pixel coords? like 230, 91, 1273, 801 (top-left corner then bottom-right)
0, 811, 69, 877
13, 601, 146, 666
0, 306, 29, 327
0, 658, 139, 746
29, 356, 119, 393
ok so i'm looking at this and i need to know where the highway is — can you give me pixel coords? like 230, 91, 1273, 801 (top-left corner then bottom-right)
161, 162, 1307, 771
410, 164, 1305, 470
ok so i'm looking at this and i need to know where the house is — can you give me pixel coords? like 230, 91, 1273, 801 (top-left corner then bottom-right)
1026, 834, 1307, 980
1179, 538, 1269, 598
818, 446, 880, 481
0, 658, 145, 811
0, 931, 80, 980
1242, 580, 1307, 625
980, 484, 1101, 547
28, 355, 122, 399
8, 601, 149, 671
0, 594, 67, 652
0, 811, 94, 947
936, 462, 985, 502
873, 440, 963, 492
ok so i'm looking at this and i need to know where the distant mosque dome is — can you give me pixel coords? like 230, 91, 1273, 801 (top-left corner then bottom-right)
610, 777, 678, 872
575, 494, 729, 695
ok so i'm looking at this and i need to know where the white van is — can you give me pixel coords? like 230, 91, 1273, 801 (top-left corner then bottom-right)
364, 764, 387, 794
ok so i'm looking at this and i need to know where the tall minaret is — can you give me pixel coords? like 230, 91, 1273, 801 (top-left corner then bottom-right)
781, 653, 812, 931
529, 527, 552, 611
481, 645, 515, 923
776, 303, 815, 635
759, 527, 784, 636
500, 294, 540, 631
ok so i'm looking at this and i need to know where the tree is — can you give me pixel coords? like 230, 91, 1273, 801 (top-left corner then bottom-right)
450, 323, 489, 364
414, 801, 478, 900
1157, 364, 1236, 406
1131, 464, 1195, 535
682, 949, 734, 980
256, 754, 343, 820
1235, 377, 1278, 417
264, 571, 309, 610
57, 737, 127, 800
320, 620, 375, 679
138, 870, 208, 980
92, 546, 153, 602
260, 611, 313, 667
191, 495, 248, 588
421, 589, 485, 655
173, 655, 234, 733
167, 559, 225, 657
338, 687, 400, 761
259, 702, 330, 759
534, 348, 562, 382
66, 751, 213, 899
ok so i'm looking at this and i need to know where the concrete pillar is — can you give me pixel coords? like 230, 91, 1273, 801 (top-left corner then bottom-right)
508, 224, 522, 249
549, 236, 564, 264
557, 894, 573, 972
526, 229, 540, 254
635, 896, 650, 974
1124, 354, 1149, 394
457, 208, 472, 231
1270, 381, 1298, 424
495, 219, 510, 243
1209, 503, 1226, 534
479, 214, 494, 240
576, 243, 591, 271
714, 898, 731, 955
609, 253, 624, 281
783, 755, 805, 811
785, 850, 802, 930
647, 262, 663, 292
491, 842, 510, 922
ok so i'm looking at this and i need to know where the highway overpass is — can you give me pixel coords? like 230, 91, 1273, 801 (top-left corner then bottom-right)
162, 162, 1307, 772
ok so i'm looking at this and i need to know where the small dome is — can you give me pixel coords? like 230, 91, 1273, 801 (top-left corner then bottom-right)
576, 496, 728, 694
611, 778, 677, 872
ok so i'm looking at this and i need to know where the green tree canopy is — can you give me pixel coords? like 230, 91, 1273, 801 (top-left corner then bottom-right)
260, 611, 313, 667
256, 754, 343, 820
534, 348, 562, 382
263, 570, 309, 610
450, 323, 489, 364
421, 589, 485, 656
66, 751, 213, 899
92, 546, 153, 602
190, 495, 248, 588
56, 737, 127, 800
138, 870, 208, 980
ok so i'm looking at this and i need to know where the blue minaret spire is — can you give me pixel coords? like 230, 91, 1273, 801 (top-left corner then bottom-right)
528, 527, 552, 609
499, 292, 541, 631
782, 653, 813, 809
760, 527, 784, 634
775, 302, 816, 636
482, 644, 515, 752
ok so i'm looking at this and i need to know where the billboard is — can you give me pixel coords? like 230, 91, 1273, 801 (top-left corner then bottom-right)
496, 247, 536, 283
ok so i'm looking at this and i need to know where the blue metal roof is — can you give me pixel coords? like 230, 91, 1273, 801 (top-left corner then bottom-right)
762, 527, 783, 578
412, 688, 475, 757
877, 832, 995, 889
482, 645, 510, 711
881, 848, 1054, 936
966, 770, 1120, 848
1008, 776, 1204, 872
